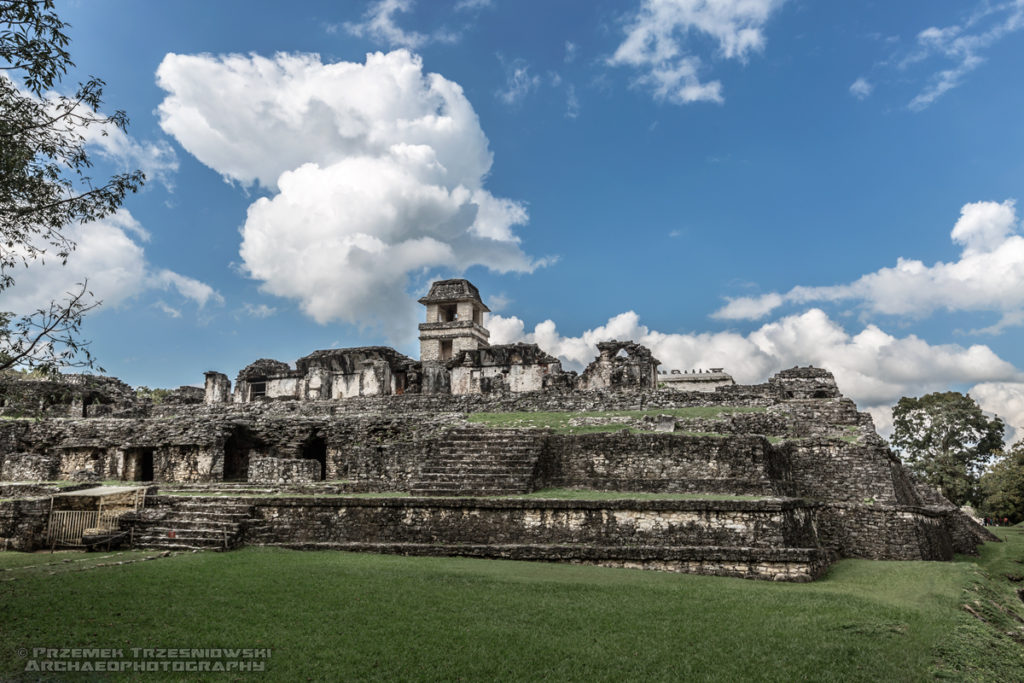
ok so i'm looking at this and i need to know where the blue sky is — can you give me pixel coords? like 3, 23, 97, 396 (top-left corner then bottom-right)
9, 0, 1024, 434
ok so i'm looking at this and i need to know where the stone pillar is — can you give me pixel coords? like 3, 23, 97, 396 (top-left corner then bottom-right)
204, 371, 231, 404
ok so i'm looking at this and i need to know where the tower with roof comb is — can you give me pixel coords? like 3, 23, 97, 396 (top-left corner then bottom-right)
418, 279, 490, 362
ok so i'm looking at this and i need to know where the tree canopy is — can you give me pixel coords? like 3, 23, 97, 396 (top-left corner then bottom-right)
890, 391, 1005, 507
1, 0, 144, 373
980, 441, 1024, 524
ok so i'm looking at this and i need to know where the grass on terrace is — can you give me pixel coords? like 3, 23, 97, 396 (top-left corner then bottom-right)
466, 405, 765, 434
2, 528, 1023, 681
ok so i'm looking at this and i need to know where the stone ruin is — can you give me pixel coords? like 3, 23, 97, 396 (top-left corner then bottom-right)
0, 279, 995, 581
658, 368, 735, 393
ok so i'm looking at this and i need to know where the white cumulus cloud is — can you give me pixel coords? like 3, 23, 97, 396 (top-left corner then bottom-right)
1, 211, 220, 316
156, 49, 545, 339
849, 77, 873, 99
713, 199, 1024, 333
971, 381, 1024, 443
609, 0, 788, 104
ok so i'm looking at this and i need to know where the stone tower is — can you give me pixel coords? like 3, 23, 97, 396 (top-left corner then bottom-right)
418, 279, 490, 362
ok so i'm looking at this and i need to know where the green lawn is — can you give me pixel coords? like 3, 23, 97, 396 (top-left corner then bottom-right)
1, 528, 1022, 681
466, 405, 765, 434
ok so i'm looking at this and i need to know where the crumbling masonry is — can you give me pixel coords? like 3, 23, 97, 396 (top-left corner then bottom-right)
0, 279, 994, 581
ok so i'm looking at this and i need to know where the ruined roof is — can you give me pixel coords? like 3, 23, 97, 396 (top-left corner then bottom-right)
772, 366, 834, 380
296, 347, 416, 374
450, 343, 560, 368
236, 359, 296, 382
417, 279, 490, 311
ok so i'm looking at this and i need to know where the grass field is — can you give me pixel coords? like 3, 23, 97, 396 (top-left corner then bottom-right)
2, 528, 1023, 681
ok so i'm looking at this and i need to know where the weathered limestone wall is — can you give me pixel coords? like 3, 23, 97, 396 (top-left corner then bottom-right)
782, 438, 910, 505
537, 434, 792, 496
266, 377, 300, 399
240, 497, 820, 550
0, 453, 59, 481
816, 503, 957, 560
248, 457, 320, 484
204, 372, 231, 404
0, 498, 49, 551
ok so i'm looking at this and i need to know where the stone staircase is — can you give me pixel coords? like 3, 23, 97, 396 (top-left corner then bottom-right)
121, 497, 257, 551
410, 428, 547, 496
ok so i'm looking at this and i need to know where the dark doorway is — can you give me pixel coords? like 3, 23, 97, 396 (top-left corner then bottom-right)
301, 435, 328, 481
224, 429, 258, 481
124, 448, 155, 481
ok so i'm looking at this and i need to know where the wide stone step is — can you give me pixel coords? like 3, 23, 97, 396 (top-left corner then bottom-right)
405, 491, 528, 497
414, 475, 534, 486
133, 538, 233, 551
145, 519, 243, 532
159, 514, 251, 526
428, 456, 536, 462
410, 482, 529, 491
255, 541, 834, 581
420, 466, 535, 475
441, 447, 542, 451
166, 500, 254, 509
142, 525, 239, 537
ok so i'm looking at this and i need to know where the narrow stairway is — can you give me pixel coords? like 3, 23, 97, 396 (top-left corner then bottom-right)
410, 428, 546, 497
122, 498, 257, 551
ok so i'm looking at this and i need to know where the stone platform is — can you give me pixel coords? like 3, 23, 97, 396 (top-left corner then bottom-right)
118, 493, 836, 581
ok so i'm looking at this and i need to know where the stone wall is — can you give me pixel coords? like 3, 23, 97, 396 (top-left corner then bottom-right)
239, 496, 820, 552
248, 457, 321, 484
537, 433, 792, 496
0, 498, 49, 551
816, 503, 957, 560
782, 438, 909, 505
0, 453, 59, 481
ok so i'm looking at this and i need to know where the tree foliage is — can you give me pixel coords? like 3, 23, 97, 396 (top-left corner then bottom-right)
1, 0, 143, 373
980, 441, 1024, 524
891, 391, 1005, 506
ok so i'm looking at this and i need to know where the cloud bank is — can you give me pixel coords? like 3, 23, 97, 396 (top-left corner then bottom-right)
156, 49, 545, 339
713, 200, 1024, 333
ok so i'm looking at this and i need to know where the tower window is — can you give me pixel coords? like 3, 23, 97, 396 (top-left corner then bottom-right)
440, 340, 453, 360
439, 304, 458, 322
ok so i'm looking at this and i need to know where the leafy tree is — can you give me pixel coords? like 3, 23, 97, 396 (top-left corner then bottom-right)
134, 386, 172, 404
890, 391, 1005, 507
1, 0, 144, 373
979, 442, 1024, 524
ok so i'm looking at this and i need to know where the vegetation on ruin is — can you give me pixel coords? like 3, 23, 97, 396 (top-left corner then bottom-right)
466, 405, 765, 434
2, 528, 1023, 680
